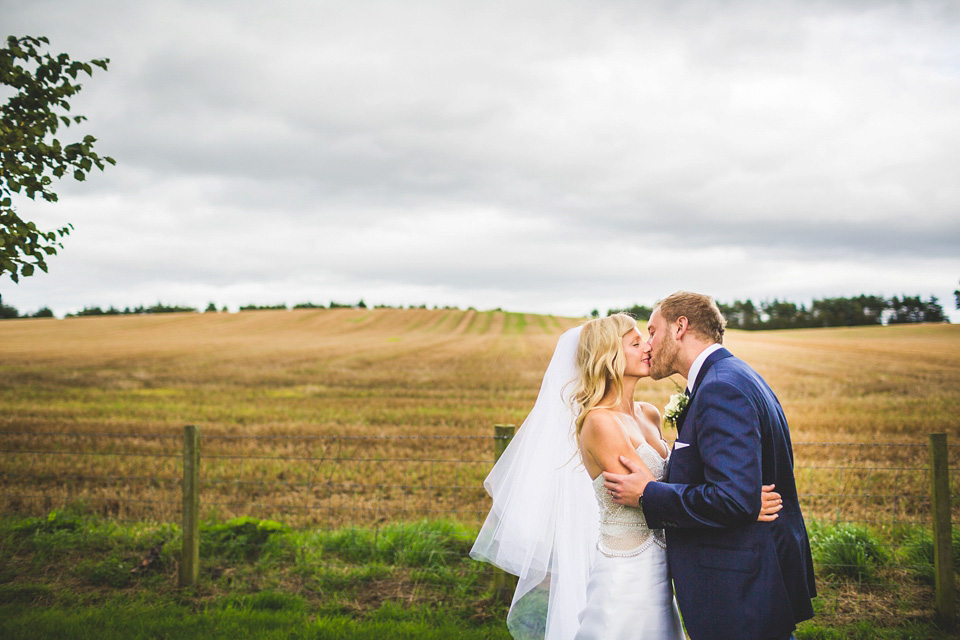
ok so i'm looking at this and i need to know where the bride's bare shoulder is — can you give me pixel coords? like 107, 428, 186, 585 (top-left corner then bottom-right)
580, 409, 623, 439
635, 401, 662, 424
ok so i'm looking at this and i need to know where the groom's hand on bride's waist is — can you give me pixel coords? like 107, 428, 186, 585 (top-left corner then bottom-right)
602, 456, 655, 507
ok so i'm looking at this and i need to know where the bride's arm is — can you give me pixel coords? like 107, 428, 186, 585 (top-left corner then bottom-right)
580, 411, 655, 483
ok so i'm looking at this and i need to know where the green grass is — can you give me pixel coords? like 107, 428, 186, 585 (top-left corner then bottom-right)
2, 510, 958, 639
796, 619, 956, 640
0, 511, 510, 639
811, 522, 889, 581
0, 603, 510, 640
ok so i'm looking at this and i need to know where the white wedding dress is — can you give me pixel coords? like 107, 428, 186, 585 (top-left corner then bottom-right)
471, 327, 685, 640
575, 414, 685, 640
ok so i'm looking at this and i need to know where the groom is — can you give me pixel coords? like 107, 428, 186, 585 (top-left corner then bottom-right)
603, 291, 816, 640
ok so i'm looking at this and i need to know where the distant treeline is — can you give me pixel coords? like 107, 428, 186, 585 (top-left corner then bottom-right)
1, 302, 203, 318
231, 300, 461, 312
607, 294, 949, 330
2, 294, 949, 327
71, 303, 199, 317
0, 304, 53, 319
0, 299, 464, 319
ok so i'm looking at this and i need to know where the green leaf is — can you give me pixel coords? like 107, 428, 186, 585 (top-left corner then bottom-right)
0, 35, 113, 282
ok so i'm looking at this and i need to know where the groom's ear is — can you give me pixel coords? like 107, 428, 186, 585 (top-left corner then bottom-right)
675, 316, 689, 339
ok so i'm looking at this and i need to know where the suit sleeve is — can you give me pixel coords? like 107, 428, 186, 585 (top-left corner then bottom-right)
643, 379, 762, 529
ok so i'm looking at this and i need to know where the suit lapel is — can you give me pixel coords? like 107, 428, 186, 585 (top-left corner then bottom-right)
674, 347, 733, 436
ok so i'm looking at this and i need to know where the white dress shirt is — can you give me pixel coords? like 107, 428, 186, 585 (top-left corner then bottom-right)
686, 343, 724, 394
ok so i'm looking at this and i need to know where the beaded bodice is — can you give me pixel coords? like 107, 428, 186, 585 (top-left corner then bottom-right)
591, 438, 668, 557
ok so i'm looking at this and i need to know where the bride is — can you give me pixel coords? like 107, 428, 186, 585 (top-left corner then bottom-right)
471, 314, 781, 639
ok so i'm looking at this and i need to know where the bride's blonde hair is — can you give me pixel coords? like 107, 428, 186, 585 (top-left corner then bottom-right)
572, 313, 638, 444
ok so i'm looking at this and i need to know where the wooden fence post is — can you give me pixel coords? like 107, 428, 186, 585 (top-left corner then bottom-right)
179, 425, 200, 588
930, 432, 955, 628
493, 424, 518, 604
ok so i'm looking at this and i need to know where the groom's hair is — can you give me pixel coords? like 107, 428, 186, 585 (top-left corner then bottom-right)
654, 291, 725, 344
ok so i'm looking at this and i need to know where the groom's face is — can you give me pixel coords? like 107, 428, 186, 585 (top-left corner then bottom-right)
646, 309, 679, 380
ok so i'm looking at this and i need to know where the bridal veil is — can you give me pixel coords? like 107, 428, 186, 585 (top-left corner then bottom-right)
471, 326, 598, 640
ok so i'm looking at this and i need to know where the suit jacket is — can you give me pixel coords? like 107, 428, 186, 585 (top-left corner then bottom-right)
642, 347, 816, 640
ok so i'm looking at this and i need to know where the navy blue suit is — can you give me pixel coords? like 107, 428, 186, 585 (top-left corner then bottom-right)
642, 347, 816, 640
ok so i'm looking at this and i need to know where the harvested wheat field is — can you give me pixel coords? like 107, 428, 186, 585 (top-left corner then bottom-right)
0, 308, 958, 528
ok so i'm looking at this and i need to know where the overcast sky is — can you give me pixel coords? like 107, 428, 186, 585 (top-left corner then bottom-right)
4, 0, 960, 320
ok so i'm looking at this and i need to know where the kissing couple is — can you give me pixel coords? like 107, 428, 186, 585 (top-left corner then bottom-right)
472, 291, 816, 640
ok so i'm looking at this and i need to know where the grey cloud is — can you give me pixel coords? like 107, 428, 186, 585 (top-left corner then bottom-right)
3, 0, 959, 318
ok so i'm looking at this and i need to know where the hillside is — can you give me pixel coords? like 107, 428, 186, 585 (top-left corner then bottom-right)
0, 308, 957, 441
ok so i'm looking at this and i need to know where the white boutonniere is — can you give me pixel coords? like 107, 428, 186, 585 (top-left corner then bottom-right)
663, 391, 689, 429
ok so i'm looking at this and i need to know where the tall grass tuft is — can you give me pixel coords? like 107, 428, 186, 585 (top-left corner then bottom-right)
812, 522, 887, 581
244, 590, 306, 613
375, 520, 473, 568
897, 525, 960, 584
314, 519, 474, 567
322, 525, 378, 563
201, 517, 288, 561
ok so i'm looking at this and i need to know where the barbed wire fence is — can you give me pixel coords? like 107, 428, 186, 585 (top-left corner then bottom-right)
1, 428, 957, 626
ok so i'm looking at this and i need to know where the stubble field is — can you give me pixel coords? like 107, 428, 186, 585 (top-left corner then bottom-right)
0, 308, 958, 529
